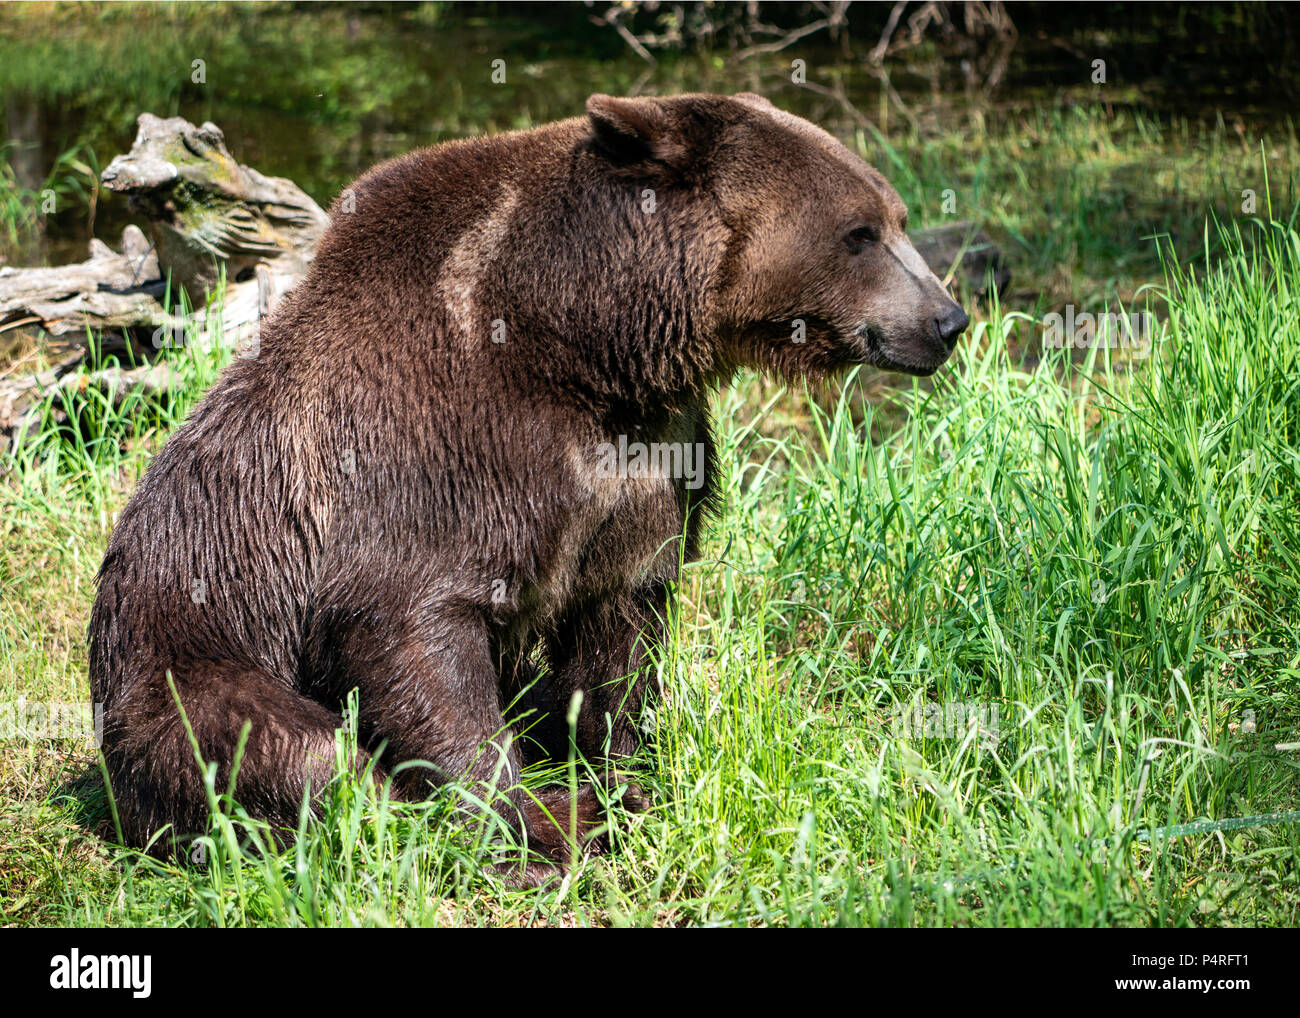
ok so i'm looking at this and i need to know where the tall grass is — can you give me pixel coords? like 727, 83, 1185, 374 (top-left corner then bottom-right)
862, 106, 1300, 314
2, 214, 1297, 927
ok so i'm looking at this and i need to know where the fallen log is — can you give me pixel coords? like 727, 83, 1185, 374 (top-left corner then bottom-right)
99, 114, 328, 301
0, 226, 167, 340
1, 113, 328, 444
1, 360, 177, 449
911, 221, 1011, 295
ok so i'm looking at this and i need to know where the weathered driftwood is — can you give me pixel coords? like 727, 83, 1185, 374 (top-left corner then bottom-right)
0, 351, 86, 442
100, 114, 328, 300
2, 113, 329, 350
0, 226, 166, 338
1, 111, 1009, 445
1, 114, 327, 442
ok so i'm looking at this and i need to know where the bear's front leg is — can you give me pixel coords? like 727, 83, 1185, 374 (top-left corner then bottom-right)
517, 582, 671, 809
343, 602, 603, 886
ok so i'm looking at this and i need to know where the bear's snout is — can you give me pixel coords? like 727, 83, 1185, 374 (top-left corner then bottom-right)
857, 295, 968, 376
845, 233, 971, 376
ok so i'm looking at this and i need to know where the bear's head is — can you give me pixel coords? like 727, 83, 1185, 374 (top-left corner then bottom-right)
585, 92, 968, 378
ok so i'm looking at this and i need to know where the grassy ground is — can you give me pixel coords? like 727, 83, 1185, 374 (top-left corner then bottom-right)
2, 100, 1299, 925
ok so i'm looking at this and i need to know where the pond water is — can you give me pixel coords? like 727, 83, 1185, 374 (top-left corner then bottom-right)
1, 2, 1295, 267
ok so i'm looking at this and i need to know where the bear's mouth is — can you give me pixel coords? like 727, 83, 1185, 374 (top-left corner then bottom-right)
854, 323, 945, 377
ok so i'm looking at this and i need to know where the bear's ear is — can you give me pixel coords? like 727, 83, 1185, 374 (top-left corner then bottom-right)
586, 94, 689, 172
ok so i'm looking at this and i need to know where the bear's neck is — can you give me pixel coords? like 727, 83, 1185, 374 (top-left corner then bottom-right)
501, 177, 724, 414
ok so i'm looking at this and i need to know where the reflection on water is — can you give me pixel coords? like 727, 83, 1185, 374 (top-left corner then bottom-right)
1, 2, 1295, 266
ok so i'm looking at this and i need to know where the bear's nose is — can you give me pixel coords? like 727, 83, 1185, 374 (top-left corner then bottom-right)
934, 306, 970, 350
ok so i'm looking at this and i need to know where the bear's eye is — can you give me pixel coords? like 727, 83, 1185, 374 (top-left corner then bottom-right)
844, 226, 879, 253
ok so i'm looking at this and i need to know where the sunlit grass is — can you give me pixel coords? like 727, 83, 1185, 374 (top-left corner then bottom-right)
2, 211, 1296, 926
861, 105, 1300, 314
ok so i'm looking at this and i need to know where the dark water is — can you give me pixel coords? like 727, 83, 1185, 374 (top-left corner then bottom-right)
1, 2, 1295, 267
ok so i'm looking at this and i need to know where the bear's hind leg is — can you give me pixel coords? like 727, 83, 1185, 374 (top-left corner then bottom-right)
101, 663, 379, 855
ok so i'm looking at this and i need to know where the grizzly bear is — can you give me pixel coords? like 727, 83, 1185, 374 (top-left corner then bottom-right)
89, 92, 967, 885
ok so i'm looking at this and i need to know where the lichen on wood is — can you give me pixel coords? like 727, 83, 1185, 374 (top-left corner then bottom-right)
99, 113, 329, 300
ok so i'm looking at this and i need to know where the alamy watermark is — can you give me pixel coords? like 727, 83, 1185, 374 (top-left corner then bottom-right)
50, 950, 150, 998
594, 436, 706, 490
151, 316, 261, 358
1042, 305, 1154, 357
890, 700, 1001, 750
1, 700, 103, 746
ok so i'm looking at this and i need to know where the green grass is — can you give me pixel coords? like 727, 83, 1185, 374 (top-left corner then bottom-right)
2, 207, 1297, 926
861, 104, 1300, 316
